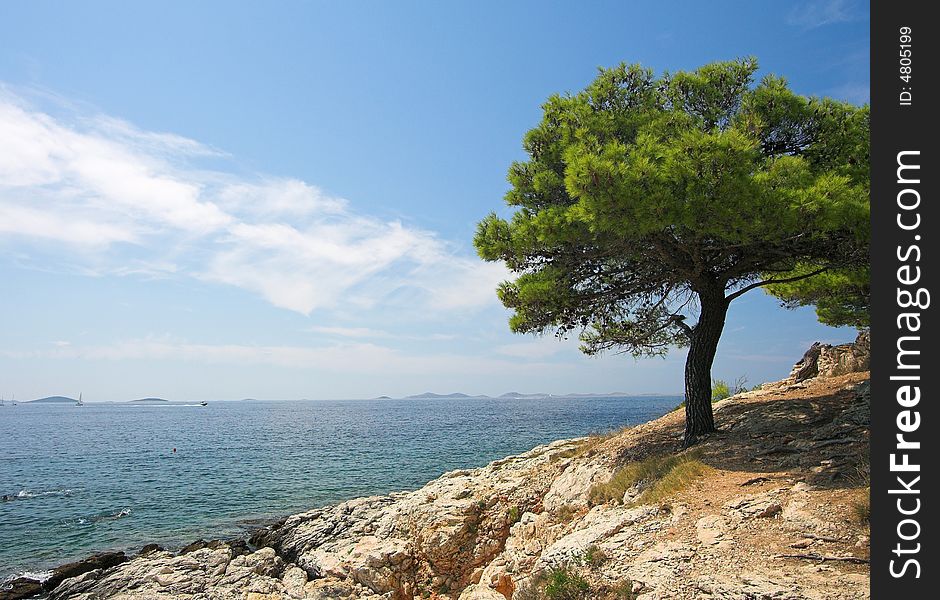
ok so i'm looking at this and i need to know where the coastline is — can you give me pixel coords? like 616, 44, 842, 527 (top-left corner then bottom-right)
1, 395, 679, 582
3, 338, 872, 600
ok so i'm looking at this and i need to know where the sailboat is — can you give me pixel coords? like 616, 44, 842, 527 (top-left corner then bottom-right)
76, 393, 84, 407
11, 394, 16, 407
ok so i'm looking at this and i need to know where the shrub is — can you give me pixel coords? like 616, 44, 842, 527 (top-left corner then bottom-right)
711, 379, 731, 402
731, 375, 749, 395
711, 376, 749, 402
514, 568, 633, 600
851, 487, 870, 524
581, 544, 608, 567
553, 504, 579, 523
589, 450, 710, 506
544, 568, 590, 600
508, 505, 522, 525
608, 580, 636, 599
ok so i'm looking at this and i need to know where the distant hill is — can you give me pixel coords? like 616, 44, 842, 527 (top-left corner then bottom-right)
28, 396, 77, 403
128, 398, 169, 403
383, 391, 679, 400
372, 395, 393, 400
405, 392, 479, 399
499, 392, 551, 399
558, 392, 632, 398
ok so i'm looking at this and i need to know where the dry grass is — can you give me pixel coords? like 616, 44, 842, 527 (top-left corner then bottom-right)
845, 454, 870, 526
589, 449, 711, 506
552, 426, 632, 462
850, 487, 870, 525
581, 544, 609, 567
640, 456, 712, 504
553, 504, 580, 523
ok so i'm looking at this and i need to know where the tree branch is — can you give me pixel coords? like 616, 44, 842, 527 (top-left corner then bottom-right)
725, 267, 829, 303
670, 314, 694, 339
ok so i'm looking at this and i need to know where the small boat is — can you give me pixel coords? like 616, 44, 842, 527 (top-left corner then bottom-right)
76, 393, 84, 407
200, 401, 208, 407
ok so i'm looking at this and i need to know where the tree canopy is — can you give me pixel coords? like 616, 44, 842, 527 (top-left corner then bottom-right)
474, 58, 870, 445
766, 265, 870, 328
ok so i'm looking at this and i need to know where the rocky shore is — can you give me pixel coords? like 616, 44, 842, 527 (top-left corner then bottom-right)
3, 336, 871, 600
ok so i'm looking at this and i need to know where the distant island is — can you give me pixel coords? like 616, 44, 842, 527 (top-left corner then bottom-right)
405, 392, 480, 399
390, 391, 675, 400
499, 391, 550, 399
27, 396, 77, 404
19, 393, 678, 405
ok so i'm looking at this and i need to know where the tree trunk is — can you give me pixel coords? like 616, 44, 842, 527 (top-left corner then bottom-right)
683, 289, 729, 447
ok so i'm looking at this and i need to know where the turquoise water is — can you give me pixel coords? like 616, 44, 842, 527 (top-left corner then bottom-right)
0, 396, 678, 580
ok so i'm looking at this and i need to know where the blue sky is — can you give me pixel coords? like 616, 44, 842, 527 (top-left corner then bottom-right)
0, 1, 869, 401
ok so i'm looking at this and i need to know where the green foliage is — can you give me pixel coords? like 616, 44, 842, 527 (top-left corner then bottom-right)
544, 568, 591, 599
712, 375, 748, 401
515, 568, 635, 600
589, 450, 709, 505
508, 505, 522, 525
474, 57, 869, 359
711, 379, 731, 402
767, 264, 870, 327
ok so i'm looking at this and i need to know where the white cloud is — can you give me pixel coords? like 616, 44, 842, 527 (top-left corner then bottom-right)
4, 337, 554, 377
0, 203, 137, 247
217, 179, 346, 217
0, 88, 508, 316
0, 97, 231, 237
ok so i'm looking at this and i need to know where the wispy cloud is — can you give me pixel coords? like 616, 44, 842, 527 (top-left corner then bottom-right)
786, 0, 866, 30
307, 325, 458, 342
0, 87, 507, 316
3, 336, 554, 377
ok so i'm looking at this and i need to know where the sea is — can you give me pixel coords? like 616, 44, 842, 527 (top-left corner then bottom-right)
0, 395, 678, 581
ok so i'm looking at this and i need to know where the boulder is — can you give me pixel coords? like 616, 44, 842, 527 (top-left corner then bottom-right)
0, 577, 43, 600
44, 551, 127, 591
137, 543, 163, 556
789, 331, 870, 383
458, 582, 507, 599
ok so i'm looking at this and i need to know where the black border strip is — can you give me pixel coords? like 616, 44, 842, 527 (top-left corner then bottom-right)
871, 1, 937, 596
